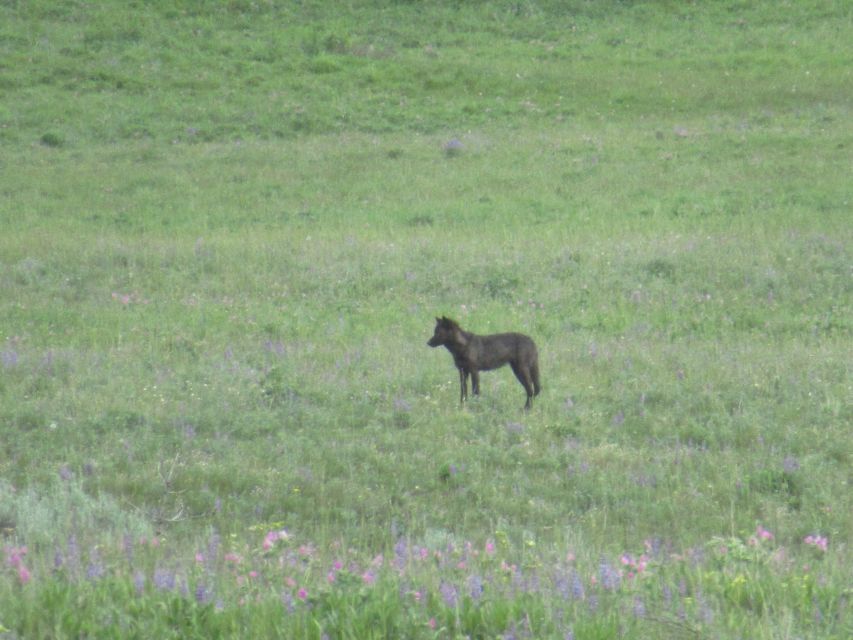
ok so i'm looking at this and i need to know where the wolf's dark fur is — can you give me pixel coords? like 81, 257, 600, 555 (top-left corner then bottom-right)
427, 316, 541, 409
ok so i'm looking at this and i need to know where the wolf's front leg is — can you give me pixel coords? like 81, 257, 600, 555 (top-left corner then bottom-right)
458, 368, 468, 404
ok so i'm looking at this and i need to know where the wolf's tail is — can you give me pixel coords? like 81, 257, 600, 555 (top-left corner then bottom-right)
531, 360, 541, 396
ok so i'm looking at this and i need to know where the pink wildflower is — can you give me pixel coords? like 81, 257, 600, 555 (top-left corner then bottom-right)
428, 618, 437, 630
804, 535, 828, 552
263, 529, 290, 551
757, 525, 774, 541
18, 565, 31, 584
485, 540, 496, 555
297, 587, 308, 600
249, 570, 258, 579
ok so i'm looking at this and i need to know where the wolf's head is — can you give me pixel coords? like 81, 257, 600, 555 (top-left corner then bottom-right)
427, 316, 461, 347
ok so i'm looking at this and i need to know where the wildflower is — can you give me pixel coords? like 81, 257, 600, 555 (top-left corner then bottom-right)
485, 540, 496, 555
133, 571, 145, 595
153, 568, 176, 591
263, 529, 289, 551
86, 561, 105, 581
428, 618, 437, 630
394, 539, 408, 570
1, 348, 18, 369
439, 581, 458, 608
633, 596, 646, 618
571, 571, 585, 600
361, 570, 376, 585
297, 587, 308, 601
281, 591, 295, 614
18, 565, 31, 584
598, 558, 621, 591
756, 525, 774, 541
804, 535, 828, 552
443, 138, 463, 157
195, 583, 212, 605
468, 574, 485, 600
224, 552, 241, 564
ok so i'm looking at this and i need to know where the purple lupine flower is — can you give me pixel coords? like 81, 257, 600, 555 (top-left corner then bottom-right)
439, 581, 458, 608
1, 349, 18, 369
394, 538, 408, 571
66, 534, 80, 573
554, 571, 570, 600
587, 594, 599, 613
571, 571, 585, 600
195, 583, 212, 605
133, 570, 145, 596
443, 138, 463, 157
281, 591, 295, 614
697, 591, 713, 623
468, 574, 485, 600
598, 558, 621, 591
206, 530, 221, 569
86, 559, 105, 581
153, 567, 176, 591
662, 583, 673, 607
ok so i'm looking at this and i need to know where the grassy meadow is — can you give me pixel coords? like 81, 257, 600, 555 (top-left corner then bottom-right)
1, 1, 852, 637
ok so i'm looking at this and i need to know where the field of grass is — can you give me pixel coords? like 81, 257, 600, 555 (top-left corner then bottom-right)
1, 1, 852, 637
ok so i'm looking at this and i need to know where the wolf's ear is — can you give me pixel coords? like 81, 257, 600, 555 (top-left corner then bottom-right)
435, 316, 442, 323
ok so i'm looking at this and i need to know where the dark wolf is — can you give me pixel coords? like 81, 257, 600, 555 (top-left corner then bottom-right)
427, 316, 541, 409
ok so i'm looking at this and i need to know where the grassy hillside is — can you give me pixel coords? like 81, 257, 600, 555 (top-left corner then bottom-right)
1, 1, 851, 637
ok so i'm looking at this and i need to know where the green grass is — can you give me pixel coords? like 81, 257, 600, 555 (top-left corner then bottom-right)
1, 1, 852, 637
